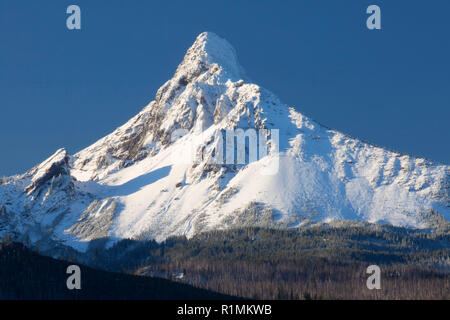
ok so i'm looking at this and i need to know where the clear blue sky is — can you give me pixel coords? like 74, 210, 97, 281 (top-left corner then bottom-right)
0, 0, 449, 176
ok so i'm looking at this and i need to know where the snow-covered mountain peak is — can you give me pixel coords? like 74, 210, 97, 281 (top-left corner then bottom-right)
0, 32, 448, 251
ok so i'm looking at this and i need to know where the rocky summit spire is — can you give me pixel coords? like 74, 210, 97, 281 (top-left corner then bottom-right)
70, 32, 251, 181
174, 32, 245, 82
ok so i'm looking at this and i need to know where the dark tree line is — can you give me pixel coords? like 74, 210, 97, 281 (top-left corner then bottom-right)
0, 241, 234, 300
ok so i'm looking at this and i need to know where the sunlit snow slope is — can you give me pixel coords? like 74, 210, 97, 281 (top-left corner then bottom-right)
0, 32, 448, 251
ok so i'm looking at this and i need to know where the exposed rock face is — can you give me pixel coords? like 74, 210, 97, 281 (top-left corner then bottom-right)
25, 149, 71, 195
67, 199, 118, 241
0, 32, 448, 251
